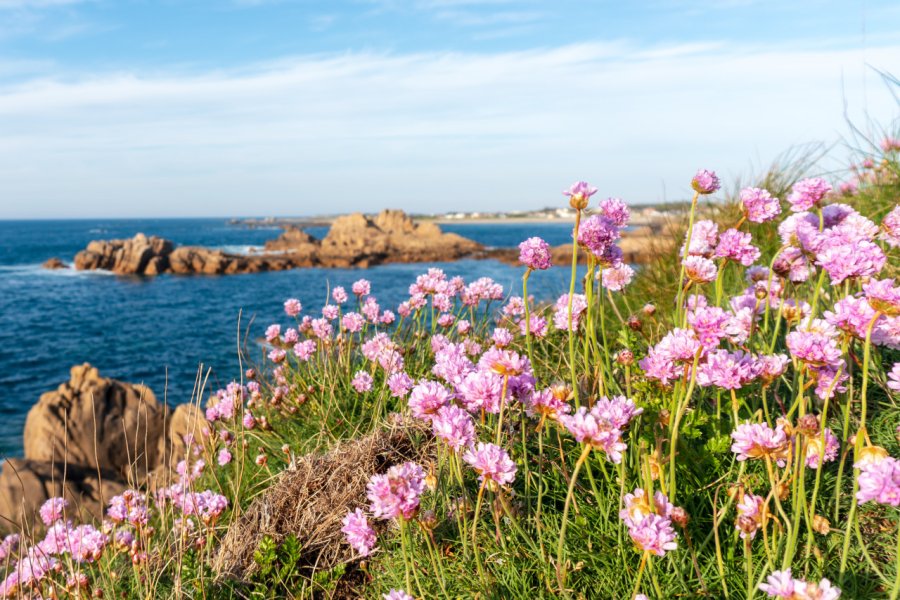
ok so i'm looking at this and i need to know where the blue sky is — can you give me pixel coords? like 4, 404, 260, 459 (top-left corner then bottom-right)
0, 0, 898, 218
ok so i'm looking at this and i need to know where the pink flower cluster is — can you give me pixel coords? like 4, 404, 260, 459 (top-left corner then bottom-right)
559, 396, 642, 463
341, 508, 377, 557
462, 442, 517, 489
367, 462, 426, 520
759, 569, 841, 599
518, 236, 552, 270
619, 488, 679, 556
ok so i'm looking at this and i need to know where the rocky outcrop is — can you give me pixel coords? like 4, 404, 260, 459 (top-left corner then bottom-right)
23, 364, 165, 480
73, 210, 484, 275
0, 366, 206, 530
317, 210, 481, 268
41, 257, 67, 270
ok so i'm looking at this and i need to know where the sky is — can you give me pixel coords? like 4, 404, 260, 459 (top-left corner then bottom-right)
0, 1, 898, 218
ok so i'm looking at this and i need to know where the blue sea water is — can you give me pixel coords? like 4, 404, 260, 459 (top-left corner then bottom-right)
0, 219, 578, 457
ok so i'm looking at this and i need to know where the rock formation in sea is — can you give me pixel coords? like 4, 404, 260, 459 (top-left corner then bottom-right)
0, 364, 205, 529
73, 210, 483, 275
41, 257, 68, 270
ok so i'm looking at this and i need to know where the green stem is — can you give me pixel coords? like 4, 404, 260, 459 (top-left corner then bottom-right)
568, 209, 583, 406
556, 444, 592, 591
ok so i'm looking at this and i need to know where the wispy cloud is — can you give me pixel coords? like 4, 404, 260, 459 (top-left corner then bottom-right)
0, 40, 897, 218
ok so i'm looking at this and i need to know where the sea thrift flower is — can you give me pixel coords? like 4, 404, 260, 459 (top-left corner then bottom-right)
758, 569, 841, 599
786, 326, 842, 369
526, 388, 571, 422
0, 534, 19, 561
739, 187, 781, 223
563, 180, 597, 208
432, 405, 476, 451
731, 422, 790, 465
463, 442, 517, 488
599, 197, 630, 227
283, 298, 302, 317
864, 278, 900, 316
715, 228, 760, 266
735, 492, 766, 539
456, 369, 503, 414
559, 398, 641, 463
217, 448, 232, 466
492, 327, 513, 348
268, 348, 286, 363
383, 591, 415, 600
341, 508, 377, 557
857, 456, 900, 506
805, 428, 839, 469
351, 371, 374, 393
757, 354, 789, 384
577, 214, 620, 259
387, 372, 415, 397
342, 312, 365, 333
367, 462, 426, 520
682, 219, 719, 257
293, 339, 316, 361
888, 363, 900, 392
683, 255, 718, 284
352, 279, 371, 297
625, 512, 678, 556
882, 205, 900, 248
553, 293, 588, 331
332, 286, 348, 304
265, 324, 281, 342
787, 177, 832, 212
691, 169, 720, 194
601, 264, 634, 291
408, 381, 451, 421
697, 350, 760, 390
688, 305, 731, 348
518, 237, 552, 270
39, 497, 69, 526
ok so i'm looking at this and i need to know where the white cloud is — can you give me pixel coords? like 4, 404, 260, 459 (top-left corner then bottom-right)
0, 41, 897, 218
0, 0, 83, 8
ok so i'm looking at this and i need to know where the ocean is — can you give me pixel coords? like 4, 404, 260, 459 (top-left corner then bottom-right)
0, 218, 581, 457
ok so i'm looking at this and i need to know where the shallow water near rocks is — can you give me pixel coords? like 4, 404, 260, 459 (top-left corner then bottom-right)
0, 218, 580, 456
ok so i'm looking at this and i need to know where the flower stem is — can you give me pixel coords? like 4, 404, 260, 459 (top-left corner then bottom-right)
556, 444, 592, 591
568, 209, 583, 406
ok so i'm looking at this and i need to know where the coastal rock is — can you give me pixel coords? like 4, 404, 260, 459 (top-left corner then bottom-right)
72, 210, 483, 275
41, 257, 67, 270
0, 459, 126, 529
263, 226, 320, 254
23, 363, 166, 480
318, 209, 482, 267
74, 233, 173, 275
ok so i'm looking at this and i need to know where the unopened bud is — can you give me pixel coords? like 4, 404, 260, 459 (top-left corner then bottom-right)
642, 303, 656, 316
615, 349, 634, 366
812, 515, 830, 535
626, 315, 642, 331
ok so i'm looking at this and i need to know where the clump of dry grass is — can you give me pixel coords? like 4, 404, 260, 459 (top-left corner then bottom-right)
213, 419, 431, 579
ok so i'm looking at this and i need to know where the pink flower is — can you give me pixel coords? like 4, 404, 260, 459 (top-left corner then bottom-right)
39, 497, 69, 526
342, 312, 365, 333
740, 187, 781, 223
243, 411, 257, 429
367, 462, 426, 520
518, 237, 552, 270
805, 428, 839, 469
217, 448, 232, 466
857, 456, 900, 506
601, 264, 634, 291
881, 205, 900, 248
526, 388, 571, 422
432, 405, 476, 451
731, 422, 790, 465
735, 492, 765, 539
697, 350, 760, 390
691, 169, 720, 194
383, 591, 415, 600
682, 219, 719, 257
687, 305, 731, 348
352, 371, 374, 393
341, 508, 377, 557
456, 369, 504, 414
786, 325, 842, 369
865, 278, 900, 316
563, 180, 598, 202
577, 214, 620, 259
463, 442, 517, 488
408, 380, 451, 421
759, 569, 841, 599
293, 339, 316, 361
268, 348, 286, 363
683, 255, 718, 284
387, 372, 414, 397
888, 363, 900, 393
625, 512, 678, 556
715, 228, 760, 266
0, 534, 19, 562
492, 327, 513, 348
283, 298, 302, 317
787, 177, 832, 212
265, 324, 281, 342
553, 293, 588, 331
332, 286, 348, 304
599, 197, 630, 227
352, 279, 371, 296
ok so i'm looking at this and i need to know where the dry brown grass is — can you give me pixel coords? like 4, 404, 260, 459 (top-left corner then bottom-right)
212, 419, 431, 580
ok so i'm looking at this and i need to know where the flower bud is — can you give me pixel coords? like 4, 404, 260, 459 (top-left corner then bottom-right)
812, 514, 831, 535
